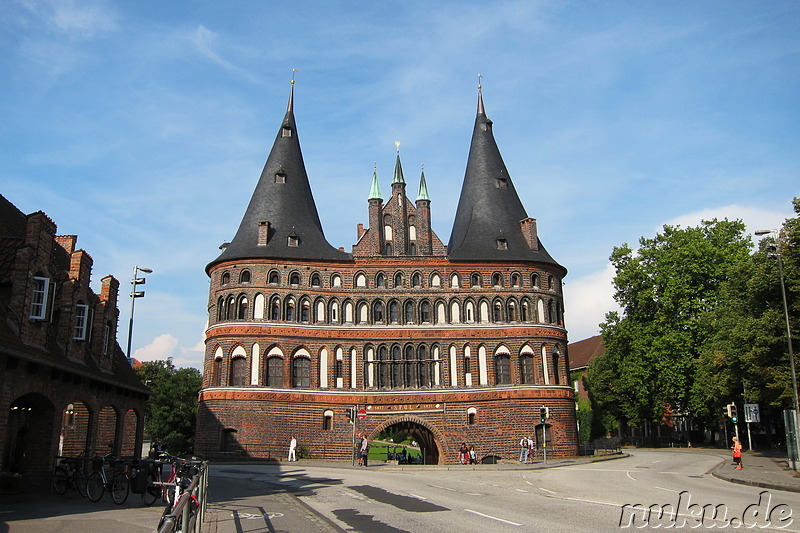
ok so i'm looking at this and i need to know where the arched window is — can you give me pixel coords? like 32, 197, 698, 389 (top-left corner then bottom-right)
373, 301, 385, 323
521, 301, 529, 322
355, 273, 367, 288
547, 300, 554, 324
388, 301, 399, 322
330, 300, 339, 322
520, 354, 534, 384
394, 272, 403, 288
552, 347, 561, 385
289, 272, 300, 285
230, 357, 247, 387
269, 270, 280, 284
331, 274, 342, 287
495, 354, 511, 385
213, 357, 222, 386
404, 301, 414, 323
310, 273, 321, 287
451, 273, 460, 288
418, 345, 430, 387
378, 346, 388, 389
271, 298, 281, 320
267, 357, 283, 387
385, 242, 393, 255
430, 273, 441, 287
511, 273, 521, 287
292, 358, 311, 388
412, 272, 421, 287
221, 272, 230, 285
420, 301, 431, 323
409, 243, 416, 255
507, 300, 517, 322
492, 272, 502, 287
286, 299, 296, 322
532, 273, 539, 288
391, 346, 401, 388
493, 301, 502, 322
300, 300, 310, 322
376, 273, 386, 287
549, 275, 556, 290
404, 345, 416, 388
467, 407, 477, 425
237, 295, 249, 319
225, 295, 235, 320
239, 270, 251, 283
471, 273, 482, 287
254, 294, 265, 319
217, 297, 224, 321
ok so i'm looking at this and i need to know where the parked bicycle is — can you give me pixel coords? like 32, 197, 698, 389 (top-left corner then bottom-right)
86, 453, 129, 504
140, 454, 175, 507
52, 456, 89, 497
157, 455, 202, 533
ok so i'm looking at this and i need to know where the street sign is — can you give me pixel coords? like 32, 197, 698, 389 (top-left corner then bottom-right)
357, 409, 367, 420
744, 403, 760, 423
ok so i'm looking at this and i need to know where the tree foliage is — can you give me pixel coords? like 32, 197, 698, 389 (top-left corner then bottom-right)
587, 219, 752, 427
135, 359, 203, 455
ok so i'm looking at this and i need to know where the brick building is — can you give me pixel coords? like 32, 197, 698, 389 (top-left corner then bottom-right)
196, 84, 578, 464
0, 195, 149, 490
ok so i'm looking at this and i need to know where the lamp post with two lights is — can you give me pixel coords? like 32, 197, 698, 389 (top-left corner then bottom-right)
126, 265, 152, 364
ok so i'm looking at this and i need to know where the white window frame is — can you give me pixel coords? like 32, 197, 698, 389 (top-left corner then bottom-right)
73, 304, 93, 340
30, 276, 50, 320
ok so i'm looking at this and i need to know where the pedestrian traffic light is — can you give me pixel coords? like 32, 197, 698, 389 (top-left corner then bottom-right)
345, 408, 354, 424
730, 404, 738, 423
539, 406, 549, 423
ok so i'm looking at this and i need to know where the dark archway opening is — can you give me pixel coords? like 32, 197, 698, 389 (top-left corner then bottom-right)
3, 393, 55, 488
376, 421, 440, 465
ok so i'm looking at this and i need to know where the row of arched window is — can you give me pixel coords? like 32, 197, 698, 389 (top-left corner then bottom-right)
215, 293, 565, 327
208, 342, 566, 391
220, 269, 560, 292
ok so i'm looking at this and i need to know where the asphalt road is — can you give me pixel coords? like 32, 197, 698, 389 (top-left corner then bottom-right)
210, 449, 800, 533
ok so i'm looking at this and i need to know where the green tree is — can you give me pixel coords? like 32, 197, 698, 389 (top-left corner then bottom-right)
135, 359, 203, 455
587, 219, 752, 431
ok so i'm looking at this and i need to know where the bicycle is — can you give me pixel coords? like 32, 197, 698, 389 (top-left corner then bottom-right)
52, 456, 89, 497
86, 453, 129, 504
141, 454, 175, 507
157, 456, 201, 532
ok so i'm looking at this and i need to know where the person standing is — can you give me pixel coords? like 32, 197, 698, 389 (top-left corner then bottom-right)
459, 442, 469, 464
360, 435, 370, 467
288, 436, 297, 462
732, 436, 743, 470
519, 436, 530, 463
468, 445, 477, 464
356, 433, 364, 466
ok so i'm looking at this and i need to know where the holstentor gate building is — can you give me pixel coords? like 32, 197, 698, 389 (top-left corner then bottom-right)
195, 82, 578, 464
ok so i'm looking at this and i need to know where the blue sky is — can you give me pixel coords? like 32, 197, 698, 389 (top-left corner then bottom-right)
1, 1, 797, 370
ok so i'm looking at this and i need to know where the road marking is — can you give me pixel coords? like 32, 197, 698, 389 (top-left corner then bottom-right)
626, 471, 636, 481
657, 471, 681, 475
408, 493, 427, 500
524, 480, 534, 486
539, 488, 557, 495
654, 486, 681, 493
430, 484, 460, 493
651, 460, 661, 464
515, 489, 530, 493
564, 496, 622, 508
464, 509, 522, 526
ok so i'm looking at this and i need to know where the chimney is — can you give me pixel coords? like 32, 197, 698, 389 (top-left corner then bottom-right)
520, 218, 538, 251
55, 235, 78, 254
258, 221, 270, 246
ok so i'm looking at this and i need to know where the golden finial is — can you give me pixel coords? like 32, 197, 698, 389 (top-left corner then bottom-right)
395, 141, 401, 153
291, 68, 299, 85
373, 161, 377, 172
477, 73, 483, 89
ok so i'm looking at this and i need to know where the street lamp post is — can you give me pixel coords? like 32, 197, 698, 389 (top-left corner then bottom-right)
755, 229, 798, 469
126, 265, 152, 364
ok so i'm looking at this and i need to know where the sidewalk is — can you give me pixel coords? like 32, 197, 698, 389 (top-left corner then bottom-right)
710, 449, 800, 494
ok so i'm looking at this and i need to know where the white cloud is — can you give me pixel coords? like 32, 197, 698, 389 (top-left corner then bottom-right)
18, 0, 117, 40
132, 333, 179, 362
661, 204, 793, 238
565, 262, 619, 343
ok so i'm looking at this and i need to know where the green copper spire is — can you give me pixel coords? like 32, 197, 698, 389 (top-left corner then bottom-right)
416, 166, 430, 202
392, 142, 405, 185
368, 163, 383, 201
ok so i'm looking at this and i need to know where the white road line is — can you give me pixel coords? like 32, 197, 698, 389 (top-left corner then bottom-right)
539, 488, 557, 495
651, 460, 661, 464
464, 509, 522, 526
515, 489, 530, 493
626, 471, 636, 481
654, 486, 681, 493
563, 496, 621, 508
430, 484, 460, 492
525, 480, 534, 486
466, 492, 482, 496
408, 493, 427, 500
657, 471, 681, 475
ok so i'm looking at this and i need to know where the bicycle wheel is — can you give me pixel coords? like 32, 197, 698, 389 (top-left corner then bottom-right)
86, 471, 104, 502
111, 472, 129, 505
142, 472, 160, 506
75, 471, 88, 498
52, 467, 69, 495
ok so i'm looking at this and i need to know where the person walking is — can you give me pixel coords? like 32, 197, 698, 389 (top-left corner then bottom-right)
731, 436, 743, 470
288, 436, 297, 462
459, 442, 469, 464
519, 436, 530, 463
360, 435, 370, 467
468, 445, 477, 465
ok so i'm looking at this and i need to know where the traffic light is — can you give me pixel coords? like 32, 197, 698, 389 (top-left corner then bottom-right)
730, 404, 738, 423
345, 408, 354, 424
539, 406, 549, 423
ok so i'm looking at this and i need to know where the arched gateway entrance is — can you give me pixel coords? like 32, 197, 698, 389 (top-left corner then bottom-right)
373, 417, 441, 465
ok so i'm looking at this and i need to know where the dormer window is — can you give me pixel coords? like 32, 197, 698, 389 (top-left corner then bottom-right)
275, 171, 286, 183
496, 171, 508, 189
288, 236, 299, 246
281, 125, 292, 137
482, 119, 493, 132
497, 238, 508, 250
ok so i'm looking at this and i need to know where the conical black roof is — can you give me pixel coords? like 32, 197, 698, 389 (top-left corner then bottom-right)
447, 89, 564, 271
208, 86, 351, 272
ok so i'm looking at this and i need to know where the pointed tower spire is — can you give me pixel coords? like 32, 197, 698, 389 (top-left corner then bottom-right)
208, 74, 350, 271
368, 162, 383, 201
447, 82, 563, 268
416, 166, 430, 202
392, 141, 405, 185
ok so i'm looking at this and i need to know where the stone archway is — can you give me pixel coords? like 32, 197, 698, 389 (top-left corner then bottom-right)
372, 416, 442, 465
3, 393, 55, 480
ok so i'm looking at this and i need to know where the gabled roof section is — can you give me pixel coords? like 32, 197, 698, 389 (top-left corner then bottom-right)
208, 83, 351, 272
568, 335, 605, 371
447, 87, 564, 270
